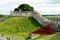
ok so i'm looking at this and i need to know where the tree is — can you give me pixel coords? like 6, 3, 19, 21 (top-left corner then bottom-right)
14, 8, 19, 11
0, 14, 4, 18
18, 4, 34, 11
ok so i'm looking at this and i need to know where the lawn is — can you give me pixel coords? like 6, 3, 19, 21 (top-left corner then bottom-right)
0, 32, 60, 40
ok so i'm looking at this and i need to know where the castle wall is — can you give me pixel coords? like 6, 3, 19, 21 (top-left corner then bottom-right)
32, 12, 50, 26
10, 11, 33, 17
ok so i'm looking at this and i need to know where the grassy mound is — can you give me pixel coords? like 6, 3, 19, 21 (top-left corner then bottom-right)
0, 17, 42, 33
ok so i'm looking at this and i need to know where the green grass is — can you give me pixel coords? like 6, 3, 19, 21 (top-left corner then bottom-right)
33, 32, 60, 40
0, 16, 60, 40
0, 17, 42, 40
0, 17, 42, 33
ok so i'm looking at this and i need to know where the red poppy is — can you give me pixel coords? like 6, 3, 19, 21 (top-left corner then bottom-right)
31, 23, 56, 35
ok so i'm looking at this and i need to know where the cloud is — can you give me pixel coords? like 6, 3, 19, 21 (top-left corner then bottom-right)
46, 0, 60, 4
0, 0, 45, 15
0, 0, 60, 15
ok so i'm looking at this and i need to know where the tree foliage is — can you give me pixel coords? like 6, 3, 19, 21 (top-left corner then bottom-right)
0, 14, 10, 18
14, 4, 34, 11
14, 8, 19, 11
18, 4, 34, 11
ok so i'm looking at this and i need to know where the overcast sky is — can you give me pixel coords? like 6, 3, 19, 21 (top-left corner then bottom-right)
0, 0, 60, 15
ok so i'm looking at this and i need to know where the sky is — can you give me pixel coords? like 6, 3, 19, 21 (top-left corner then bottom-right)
0, 0, 60, 15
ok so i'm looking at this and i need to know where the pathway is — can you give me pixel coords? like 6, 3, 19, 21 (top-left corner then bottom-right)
32, 34, 40, 40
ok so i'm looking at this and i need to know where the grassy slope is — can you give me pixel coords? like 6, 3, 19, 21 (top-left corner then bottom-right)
0, 16, 60, 40
0, 17, 42, 33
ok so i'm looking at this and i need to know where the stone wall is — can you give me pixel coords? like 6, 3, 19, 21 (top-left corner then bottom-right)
32, 12, 50, 26
10, 11, 33, 17
32, 12, 60, 31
